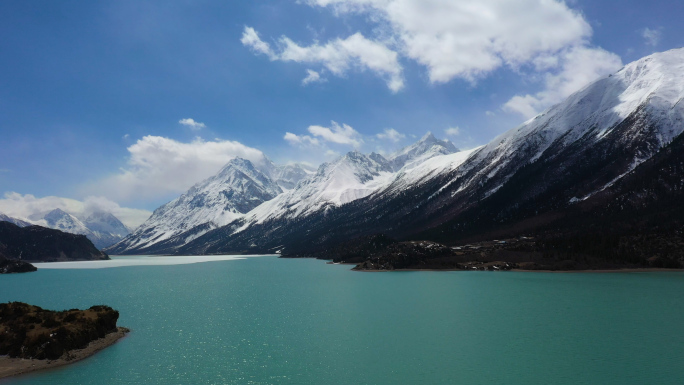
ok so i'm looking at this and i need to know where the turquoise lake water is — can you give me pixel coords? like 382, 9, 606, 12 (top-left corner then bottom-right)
1, 256, 684, 384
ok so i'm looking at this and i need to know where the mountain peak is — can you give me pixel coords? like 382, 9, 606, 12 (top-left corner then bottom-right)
389, 133, 458, 171
419, 131, 437, 142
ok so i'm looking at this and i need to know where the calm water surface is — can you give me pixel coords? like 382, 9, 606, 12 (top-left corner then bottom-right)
1, 256, 683, 384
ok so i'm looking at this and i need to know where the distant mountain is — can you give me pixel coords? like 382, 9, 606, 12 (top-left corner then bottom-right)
109, 132, 460, 256
171, 48, 684, 264
0, 221, 108, 262
269, 163, 315, 190
387, 132, 458, 171
83, 211, 131, 248
0, 213, 32, 228
43, 209, 92, 236
106, 157, 286, 255
42, 209, 129, 250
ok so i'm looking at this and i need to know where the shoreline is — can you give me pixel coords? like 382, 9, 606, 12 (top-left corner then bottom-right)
0, 327, 129, 380
352, 267, 684, 273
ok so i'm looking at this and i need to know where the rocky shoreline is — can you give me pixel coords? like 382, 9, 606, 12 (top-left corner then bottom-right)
0, 327, 129, 379
284, 234, 684, 272
0, 302, 129, 379
0, 256, 37, 274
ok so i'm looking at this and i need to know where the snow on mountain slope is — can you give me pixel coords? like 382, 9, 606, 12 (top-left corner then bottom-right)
82, 211, 131, 248
378, 147, 481, 198
271, 163, 316, 190
43, 208, 92, 236
235, 134, 464, 230
83, 211, 131, 237
107, 157, 283, 254
0, 213, 32, 227
388, 132, 458, 171
175, 48, 684, 256
240, 151, 394, 226
444, 48, 684, 201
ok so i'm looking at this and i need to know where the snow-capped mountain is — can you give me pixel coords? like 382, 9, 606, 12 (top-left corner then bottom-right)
42, 208, 130, 249
83, 211, 132, 249
106, 157, 284, 254
239, 151, 394, 227
238, 135, 459, 228
387, 132, 458, 171
0, 213, 32, 228
43, 209, 93, 236
271, 163, 315, 190
173, 48, 684, 255
110, 133, 459, 255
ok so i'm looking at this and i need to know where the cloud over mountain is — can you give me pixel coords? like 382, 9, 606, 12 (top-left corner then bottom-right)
86, 136, 269, 203
0, 192, 151, 229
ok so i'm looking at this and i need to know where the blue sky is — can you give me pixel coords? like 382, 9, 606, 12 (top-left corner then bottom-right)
0, 0, 682, 225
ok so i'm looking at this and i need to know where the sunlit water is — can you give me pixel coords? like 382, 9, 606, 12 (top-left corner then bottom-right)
1, 256, 683, 384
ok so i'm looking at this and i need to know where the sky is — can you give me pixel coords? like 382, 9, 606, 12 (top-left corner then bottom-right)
0, 0, 682, 228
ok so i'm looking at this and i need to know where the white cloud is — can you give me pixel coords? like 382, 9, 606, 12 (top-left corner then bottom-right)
376, 128, 405, 142
301, 0, 593, 84
240, 26, 276, 59
242, 27, 404, 92
285, 121, 363, 150
178, 118, 206, 131
284, 132, 321, 147
0, 192, 151, 229
641, 28, 662, 47
503, 46, 623, 119
308, 121, 363, 147
302, 69, 326, 85
86, 136, 268, 202
444, 127, 460, 136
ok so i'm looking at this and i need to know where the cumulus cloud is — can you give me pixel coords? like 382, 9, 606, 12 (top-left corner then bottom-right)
284, 132, 320, 147
376, 128, 405, 142
285, 121, 363, 149
308, 121, 363, 147
641, 28, 662, 46
242, 27, 404, 92
302, 69, 326, 85
294, 0, 597, 83
444, 127, 461, 137
504, 46, 623, 119
178, 118, 206, 130
86, 136, 268, 202
0, 192, 151, 229
240, 26, 276, 59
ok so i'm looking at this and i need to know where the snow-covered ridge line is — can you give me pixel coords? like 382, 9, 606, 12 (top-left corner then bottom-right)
109, 133, 460, 254
114, 48, 684, 255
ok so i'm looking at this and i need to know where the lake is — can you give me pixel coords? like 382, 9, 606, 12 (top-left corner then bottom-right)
1, 256, 683, 384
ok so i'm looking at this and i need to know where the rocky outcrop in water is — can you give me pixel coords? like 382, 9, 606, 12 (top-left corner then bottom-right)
0, 302, 123, 360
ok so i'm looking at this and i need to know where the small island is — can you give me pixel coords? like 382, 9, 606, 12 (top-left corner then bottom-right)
0, 302, 129, 379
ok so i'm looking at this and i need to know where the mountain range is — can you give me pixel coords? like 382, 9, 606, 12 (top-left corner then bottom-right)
108, 48, 684, 265
1, 209, 130, 250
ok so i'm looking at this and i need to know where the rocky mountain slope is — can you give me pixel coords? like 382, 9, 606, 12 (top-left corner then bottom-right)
110, 133, 459, 255
0, 214, 32, 228
174, 48, 684, 259
106, 157, 312, 255
0, 221, 108, 262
